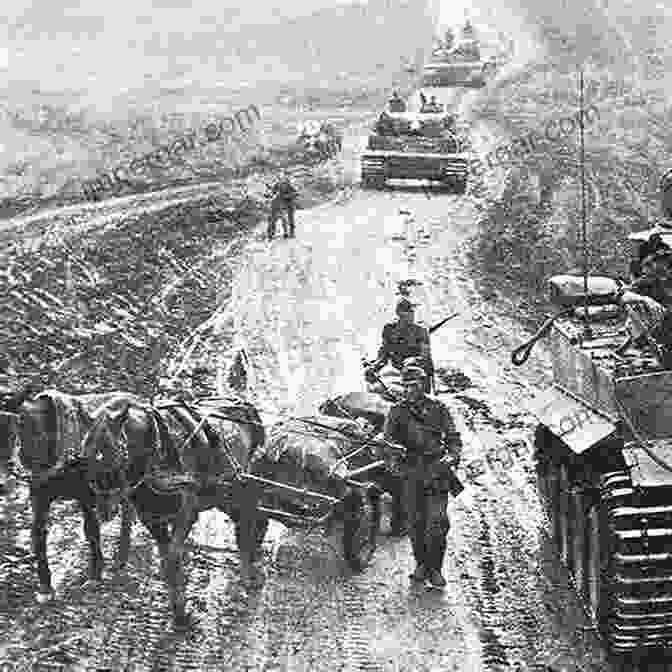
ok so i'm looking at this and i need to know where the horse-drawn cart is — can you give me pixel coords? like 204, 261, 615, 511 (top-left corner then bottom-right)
245, 415, 384, 571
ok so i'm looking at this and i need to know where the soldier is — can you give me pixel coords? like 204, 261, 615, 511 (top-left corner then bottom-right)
616, 247, 672, 364
388, 91, 407, 113
383, 364, 462, 588
375, 111, 395, 136
267, 173, 298, 240
365, 297, 435, 393
425, 96, 443, 113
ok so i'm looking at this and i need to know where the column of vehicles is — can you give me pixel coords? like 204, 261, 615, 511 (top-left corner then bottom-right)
360, 20, 508, 193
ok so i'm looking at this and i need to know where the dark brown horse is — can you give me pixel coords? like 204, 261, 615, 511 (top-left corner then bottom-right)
0, 388, 142, 603
81, 394, 266, 627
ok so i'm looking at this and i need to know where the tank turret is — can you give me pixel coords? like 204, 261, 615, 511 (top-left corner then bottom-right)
512, 174, 672, 657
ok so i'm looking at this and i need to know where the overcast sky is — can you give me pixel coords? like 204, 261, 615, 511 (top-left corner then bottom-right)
0, 1, 369, 96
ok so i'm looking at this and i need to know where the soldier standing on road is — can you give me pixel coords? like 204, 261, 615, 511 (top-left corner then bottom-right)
365, 297, 435, 393
267, 173, 298, 240
383, 364, 462, 588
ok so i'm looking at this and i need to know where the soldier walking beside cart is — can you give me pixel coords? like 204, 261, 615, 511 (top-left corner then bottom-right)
383, 364, 462, 588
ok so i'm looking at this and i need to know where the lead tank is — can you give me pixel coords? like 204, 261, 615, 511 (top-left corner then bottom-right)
361, 107, 469, 191
513, 173, 672, 655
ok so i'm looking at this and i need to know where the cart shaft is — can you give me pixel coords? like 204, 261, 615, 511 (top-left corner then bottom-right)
241, 473, 341, 504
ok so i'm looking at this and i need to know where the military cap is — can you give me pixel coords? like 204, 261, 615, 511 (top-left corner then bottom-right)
401, 365, 427, 383
395, 297, 417, 314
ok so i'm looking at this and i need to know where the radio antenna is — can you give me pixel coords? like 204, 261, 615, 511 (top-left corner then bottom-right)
579, 68, 592, 339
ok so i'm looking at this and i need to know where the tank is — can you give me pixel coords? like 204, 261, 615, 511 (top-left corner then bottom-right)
360, 108, 469, 191
512, 220, 672, 655
421, 22, 496, 88
295, 120, 342, 163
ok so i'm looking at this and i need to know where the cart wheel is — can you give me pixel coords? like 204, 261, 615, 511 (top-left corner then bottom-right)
234, 514, 269, 561
342, 490, 377, 571
254, 517, 269, 552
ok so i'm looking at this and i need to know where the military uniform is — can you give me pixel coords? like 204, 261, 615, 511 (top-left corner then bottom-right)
389, 94, 406, 113
268, 178, 298, 239
372, 319, 433, 392
384, 366, 462, 587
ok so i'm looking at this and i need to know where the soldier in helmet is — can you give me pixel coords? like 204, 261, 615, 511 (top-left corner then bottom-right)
383, 363, 462, 588
267, 172, 299, 240
365, 297, 435, 393
388, 91, 407, 113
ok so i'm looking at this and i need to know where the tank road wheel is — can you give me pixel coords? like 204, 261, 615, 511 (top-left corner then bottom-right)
342, 489, 378, 571
453, 178, 467, 194
361, 175, 385, 190
586, 501, 610, 634
557, 462, 572, 567
534, 425, 554, 510
253, 516, 269, 560
571, 487, 587, 596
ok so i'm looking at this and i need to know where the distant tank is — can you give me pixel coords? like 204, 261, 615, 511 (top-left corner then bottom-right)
295, 120, 342, 162
360, 103, 469, 192
511, 175, 672, 656
421, 21, 496, 88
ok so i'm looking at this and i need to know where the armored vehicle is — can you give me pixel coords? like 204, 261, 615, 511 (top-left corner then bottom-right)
421, 22, 496, 88
360, 108, 469, 191
512, 176, 672, 655
295, 120, 342, 163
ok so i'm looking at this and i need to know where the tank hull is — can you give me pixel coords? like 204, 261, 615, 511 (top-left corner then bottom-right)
531, 311, 672, 655
536, 424, 672, 654
360, 149, 468, 191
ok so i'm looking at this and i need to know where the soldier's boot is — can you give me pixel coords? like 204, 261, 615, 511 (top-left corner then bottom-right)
287, 209, 296, 238
426, 528, 448, 588
409, 528, 428, 582
267, 219, 276, 241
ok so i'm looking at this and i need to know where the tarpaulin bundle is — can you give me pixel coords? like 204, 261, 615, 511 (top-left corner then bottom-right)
249, 415, 373, 498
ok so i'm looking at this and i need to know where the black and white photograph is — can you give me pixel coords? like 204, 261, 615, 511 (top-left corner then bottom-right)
1, 0, 671, 669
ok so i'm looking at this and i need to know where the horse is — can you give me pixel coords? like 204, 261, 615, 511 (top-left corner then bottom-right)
0, 388, 142, 603
81, 393, 266, 627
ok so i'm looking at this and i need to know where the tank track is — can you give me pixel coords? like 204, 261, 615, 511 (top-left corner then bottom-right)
537, 425, 672, 655
598, 471, 672, 653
